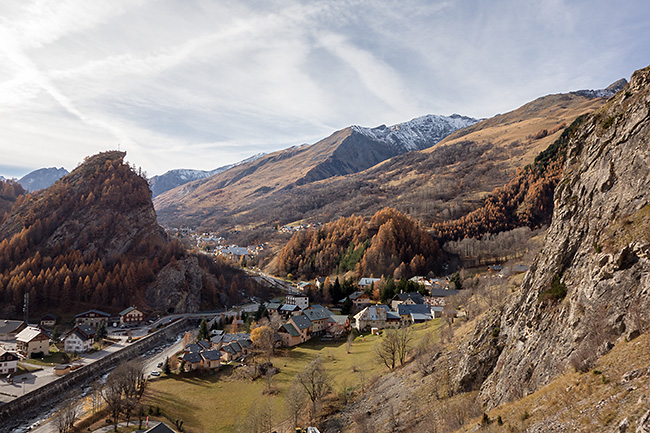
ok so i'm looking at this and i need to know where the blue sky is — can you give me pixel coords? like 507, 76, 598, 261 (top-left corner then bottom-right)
1, 0, 649, 178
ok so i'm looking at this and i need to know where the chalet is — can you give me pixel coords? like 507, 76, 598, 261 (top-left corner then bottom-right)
278, 323, 300, 347
343, 291, 371, 310
391, 292, 425, 310
315, 277, 327, 289
397, 304, 433, 326
64, 324, 96, 353
16, 326, 50, 357
427, 288, 460, 306
39, 314, 57, 328
0, 319, 25, 340
303, 307, 332, 335
409, 276, 433, 291
265, 302, 282, 315
220, 341, 243, 361
358, 278, 380, 289
74, 310, 110, 327
297, 281, 313, 292
182, 352, 203, 371
200, 350, 222, 369
353, 305, 400, 332
326, 315, 351, 338
279, 303, 301, 317
54, 364, 72, 376
119, 306, 145, 325
285, 294, 309, 310
0, 350, 19, 374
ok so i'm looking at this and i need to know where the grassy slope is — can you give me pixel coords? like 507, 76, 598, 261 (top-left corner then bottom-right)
143, 325, 436, 433
457, 330, 650, 432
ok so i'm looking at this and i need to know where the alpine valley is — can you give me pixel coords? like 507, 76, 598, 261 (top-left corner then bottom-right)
2, 61, 650, 433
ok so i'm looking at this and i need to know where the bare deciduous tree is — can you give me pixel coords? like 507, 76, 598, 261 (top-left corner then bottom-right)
53, 402, 78, 433
376, 327, 414, 370
296, 356, 332, 421
285, 381, 306, 431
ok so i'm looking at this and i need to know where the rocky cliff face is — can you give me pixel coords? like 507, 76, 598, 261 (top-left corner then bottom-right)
455, 65, 650, 408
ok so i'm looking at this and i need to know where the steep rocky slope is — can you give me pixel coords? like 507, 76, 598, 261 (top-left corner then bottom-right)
153, 114, 477, 229
455, 65, 650, 408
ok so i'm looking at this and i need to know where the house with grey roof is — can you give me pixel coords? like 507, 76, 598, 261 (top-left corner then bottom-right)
201, 350, 222, 369
144, 421, 177, 433
397, 304, 433, 325
182, 352, 203, 371
391, 292, 426, 310
63, 324, 96, 353
0, 319, 25, 340
278, 323, 302, 347
353, 305, 400, 332
303, 307, 333, 335
426, 288, 460, 306
74, 309, 110, 327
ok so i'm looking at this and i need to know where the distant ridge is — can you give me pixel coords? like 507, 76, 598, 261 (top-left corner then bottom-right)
149, 153, 266, 197
18, 167, 69, 192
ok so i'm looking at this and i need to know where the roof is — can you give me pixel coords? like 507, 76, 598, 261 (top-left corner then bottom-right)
280, 304, 300, 312
393, 292, 425, 304
328, 315, 349, 325
222, 333, 251, 343
211, 329, 224, 336
354, 305, 386, 322
77, 324, 96, 337
229, 341, 242, 353
430, 289, 460, 297
183, 352, 203, 363
74, 309, 110, 318
386, 311, 401, 320
349, 291, 368, 300
222, 344, 236, 355
210, 335, 223, 345
184, 343, 201, 353
397, 304, 432, 316
265, 302, 282, 310
303, 308, 331, 322
238, 339, 251, 348
119, 306, 140, 316
358, 278, 380, 286
201, 350, 222, 361
291, 314, 313, 330
16, 326, 48, 343
410, 313, 432, 322
197, 340, 211, 350
144, 422, 177, 433
0, 319, 24, 335
0, 350, 19, 361
310, 305, 334, 315
281, 323, 300, 337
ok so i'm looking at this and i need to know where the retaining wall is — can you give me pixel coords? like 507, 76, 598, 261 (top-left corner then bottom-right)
0, 317, 197, 431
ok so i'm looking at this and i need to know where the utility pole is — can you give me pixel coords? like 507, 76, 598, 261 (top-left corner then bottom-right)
23, 292, 29, 325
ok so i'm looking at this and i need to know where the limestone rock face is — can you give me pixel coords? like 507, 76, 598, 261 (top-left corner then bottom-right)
147, 256, 203, 314
455, 65, 650, 408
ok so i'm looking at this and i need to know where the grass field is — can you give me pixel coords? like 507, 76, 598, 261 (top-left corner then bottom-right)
143, 322, 439, 432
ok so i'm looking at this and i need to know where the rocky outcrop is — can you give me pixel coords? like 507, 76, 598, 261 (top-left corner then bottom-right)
455, 65, 650, 408
147, 256, 204, 313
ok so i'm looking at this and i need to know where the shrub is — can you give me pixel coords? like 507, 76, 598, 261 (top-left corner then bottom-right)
539, 273, 567, 303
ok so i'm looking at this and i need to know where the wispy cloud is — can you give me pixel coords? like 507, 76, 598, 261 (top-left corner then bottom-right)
0, 0, 649, 177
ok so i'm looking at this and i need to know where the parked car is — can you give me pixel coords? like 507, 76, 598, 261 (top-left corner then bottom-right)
150, 371, 160, 377
157, 362, 163, 368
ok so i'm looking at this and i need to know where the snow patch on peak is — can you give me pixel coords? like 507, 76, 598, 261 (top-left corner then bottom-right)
351, 113, 479, 152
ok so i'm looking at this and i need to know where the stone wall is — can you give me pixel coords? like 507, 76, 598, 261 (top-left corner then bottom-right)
0, 317, 197, 430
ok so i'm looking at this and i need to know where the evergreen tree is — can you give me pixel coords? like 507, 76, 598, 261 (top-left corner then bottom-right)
197, 317, 209, 341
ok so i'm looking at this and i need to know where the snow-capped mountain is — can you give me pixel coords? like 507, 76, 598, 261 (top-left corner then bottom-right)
351, 113, 479, 152
149, 153, 266, 197
18, 167, 69, 192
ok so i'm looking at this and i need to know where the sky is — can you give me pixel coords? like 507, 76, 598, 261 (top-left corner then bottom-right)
1, 0, 649, 179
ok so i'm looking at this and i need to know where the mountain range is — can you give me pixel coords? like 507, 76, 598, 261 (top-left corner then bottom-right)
153, 113, 479, 230
18, 167, 69, 192
153, 83, 623, 237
